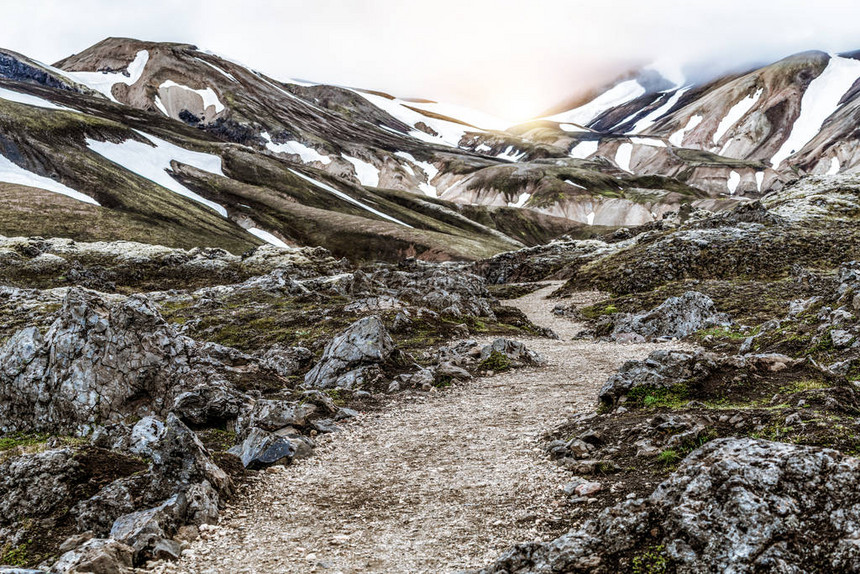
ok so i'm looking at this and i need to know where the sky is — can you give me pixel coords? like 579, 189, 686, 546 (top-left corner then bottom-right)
5, 0, 860, 121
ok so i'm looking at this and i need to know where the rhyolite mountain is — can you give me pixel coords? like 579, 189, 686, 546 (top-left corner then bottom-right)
2, 38, 860, 255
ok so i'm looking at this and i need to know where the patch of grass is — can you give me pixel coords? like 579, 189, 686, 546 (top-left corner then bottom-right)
1, 541, 30, 567
779, 379, 830, 394
632, 544, 670, 574
0, 433, 49, 452
627, 384, 690, 409
479, 350, 512, 372
658, 449, 680, 466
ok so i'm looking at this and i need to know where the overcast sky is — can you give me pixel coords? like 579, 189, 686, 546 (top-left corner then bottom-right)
5, 0, 860, 120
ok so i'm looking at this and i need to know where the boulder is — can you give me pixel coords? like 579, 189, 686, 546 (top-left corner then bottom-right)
611, 291, 730, 342
228, 427, 297, 469
473, 438, 860, 573
479, 338, 545, 368
304, 316, 395, 389
109, 495, 185, 563
49, 538, 134, 574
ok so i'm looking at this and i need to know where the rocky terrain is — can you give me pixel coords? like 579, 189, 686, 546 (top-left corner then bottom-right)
4, 35, 860, 574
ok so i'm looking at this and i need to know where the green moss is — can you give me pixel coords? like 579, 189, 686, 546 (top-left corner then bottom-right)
626, 384, 690, 409
658, 449, 680, 466
0, 433, 49, 452
1, 541, 29, 566
632, 544, 670, 574
479, 350, 512, 372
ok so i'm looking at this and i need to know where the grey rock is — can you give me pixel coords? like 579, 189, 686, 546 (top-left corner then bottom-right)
228, 427, 296, 469
304, 316, 395, 389
49, 538, 134, 574
239, 399, 316, 432
109, 495, 186, 562
612, 291, 730, 342
256, 344, 313, 378
475, 438, 860, 574
831, 329, 855, 348
479, 338, 545, 367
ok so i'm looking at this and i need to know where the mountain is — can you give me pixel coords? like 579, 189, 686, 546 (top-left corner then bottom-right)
1, 38, 860, 254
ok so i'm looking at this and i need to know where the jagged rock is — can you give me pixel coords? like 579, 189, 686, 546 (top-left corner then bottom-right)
228, 427, 297, 469
237, 399, 316, 432
109, 495, 185, 563
0, 288, 249, 434
611, 291, 730, 341
255, 344, 313, 378
304, 316, 395, 389
473, 438, 860, 573
479, 338, 545, 367
49, 538, 134, 574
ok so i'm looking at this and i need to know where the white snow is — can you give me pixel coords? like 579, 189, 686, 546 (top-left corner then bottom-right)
727, 170, 741, 195
713, 88, 763, 144
496, 146, 526, 162
0, 152, 98, 205
508, 192, 530, 208
476, 144, 492, 153
288, 168, 411, 227
159, 80, 225, 114
351, 90, 471, 148
261, 132, 331, 164
586, 211, 596, 225
546, 79, 646, 126
755, 171, 765, 192
343, 155, 380, 187
86, 131, 227, 217
570, 140, 599, 159
828, 156, 841, 175
615, 143, 633, 172
247, 227, 289, 248
631, 88, 688, 134
194, 57, 238, 83
559, 123, 590, 133
406, 100, 512, 131
564, 179, 586, 189
772, 56, 860, 167
669, 115, 703, 147
0, 87, 70, 111
394, 151, 438, 197
154, 95, 169, 116
67, 50, 149, 102
629, 137, 667, 148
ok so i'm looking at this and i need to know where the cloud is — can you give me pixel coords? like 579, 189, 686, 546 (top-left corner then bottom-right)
5, 0, 860, 119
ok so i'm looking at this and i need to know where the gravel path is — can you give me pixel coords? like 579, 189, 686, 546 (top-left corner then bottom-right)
157, 283, 676, 574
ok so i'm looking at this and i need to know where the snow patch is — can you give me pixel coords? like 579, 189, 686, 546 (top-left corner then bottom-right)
394, 151, 438, 197
587, 211, 595, 226
508, 192, 530, 208
86, 131, 227, 216
615, 143, 633, 172
247, 228, 289, 248
351, 90, 471, 148
559, 123, 589, 133
159, 80, 225, 113
0, 153, 98, 205
570, 140, 599, 159
343, 155, 380, 187
194, 57, 238, 83
564, 179, 586, 189
262, 132, 331, 164
629, 137, 667, 148
546, 79, 646, 126
406, 100, 511, 131
154, 95, 168, 116
713, 89, 763, 144
727, 170, 741, 195
0, 87, 70, 111
67, 50, 149, 102
669, 115, 702, 147
755, 171, 765, 192
288, 168, 410, 227
828, 157, 841, 175
496, 146, 525, 162
772, 55, 860, 167
631, 88, 688, 134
